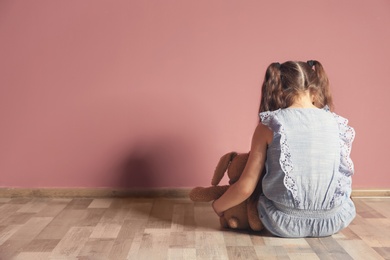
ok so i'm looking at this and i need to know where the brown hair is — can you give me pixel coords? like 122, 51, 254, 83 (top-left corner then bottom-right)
259, 60, 333, 113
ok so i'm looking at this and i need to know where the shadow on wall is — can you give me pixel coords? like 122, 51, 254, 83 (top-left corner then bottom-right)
114, 136, 197, 188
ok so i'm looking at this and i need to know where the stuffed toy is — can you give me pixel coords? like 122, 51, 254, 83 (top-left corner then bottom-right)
189, 152, 264, 231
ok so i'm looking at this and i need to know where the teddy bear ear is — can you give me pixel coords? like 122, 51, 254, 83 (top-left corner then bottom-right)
211, 152, 238, 185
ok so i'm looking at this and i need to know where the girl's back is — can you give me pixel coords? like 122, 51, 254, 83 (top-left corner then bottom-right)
258, 107, 355, 237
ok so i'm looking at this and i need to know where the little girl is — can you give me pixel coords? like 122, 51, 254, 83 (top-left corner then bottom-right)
212, 60, 355, 237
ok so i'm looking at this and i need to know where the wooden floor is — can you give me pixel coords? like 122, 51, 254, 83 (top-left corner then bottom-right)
0, 197, 389, 260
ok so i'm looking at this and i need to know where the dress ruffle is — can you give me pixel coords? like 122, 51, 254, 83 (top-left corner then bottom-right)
329, 111, 356, 207
323, 105, 355, 177
332, 113, 355, 176
260, 110, 300, 207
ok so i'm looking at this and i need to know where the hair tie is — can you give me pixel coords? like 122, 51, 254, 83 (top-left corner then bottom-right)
307, 60, 315, 67
275, 62, 281, 69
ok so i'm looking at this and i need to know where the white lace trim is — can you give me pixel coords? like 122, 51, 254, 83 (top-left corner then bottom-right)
260, 110, 300, 207
334, 114, 355, 176
329, 111, 355, 207
280, 127, 300, 207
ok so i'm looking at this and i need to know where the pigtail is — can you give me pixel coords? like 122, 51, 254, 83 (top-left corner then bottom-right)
259, 62, 284, 113
309, 60, 334, 110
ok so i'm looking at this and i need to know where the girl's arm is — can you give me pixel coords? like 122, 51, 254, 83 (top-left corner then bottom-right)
212, 123, 272, 216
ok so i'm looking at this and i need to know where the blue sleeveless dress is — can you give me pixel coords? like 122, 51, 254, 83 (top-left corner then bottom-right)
257, 107, 356, 237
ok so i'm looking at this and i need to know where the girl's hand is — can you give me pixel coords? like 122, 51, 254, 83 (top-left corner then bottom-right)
212, 200, 224, 217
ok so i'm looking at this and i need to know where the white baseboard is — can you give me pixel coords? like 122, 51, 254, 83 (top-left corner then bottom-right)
351, 189, 390, 197
0, 188, 191, 198
0, 188, 389, 198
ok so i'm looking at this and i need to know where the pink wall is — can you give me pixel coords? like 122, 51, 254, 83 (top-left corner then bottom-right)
1, 1, 389, 189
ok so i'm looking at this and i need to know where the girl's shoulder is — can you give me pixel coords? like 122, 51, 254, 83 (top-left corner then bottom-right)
259, 108, 282, 125
259, 106, 354, 133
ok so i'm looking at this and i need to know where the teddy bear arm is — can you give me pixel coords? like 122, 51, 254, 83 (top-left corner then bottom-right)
189, 185, 230, 202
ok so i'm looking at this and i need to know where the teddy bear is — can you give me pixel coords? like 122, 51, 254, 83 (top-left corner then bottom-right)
189, 152, 264, 231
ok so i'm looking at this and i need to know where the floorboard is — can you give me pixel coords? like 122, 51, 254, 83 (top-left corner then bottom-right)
0, 197, 389, 259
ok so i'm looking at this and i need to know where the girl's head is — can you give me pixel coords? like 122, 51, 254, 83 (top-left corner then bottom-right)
259, 60, 333, 113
